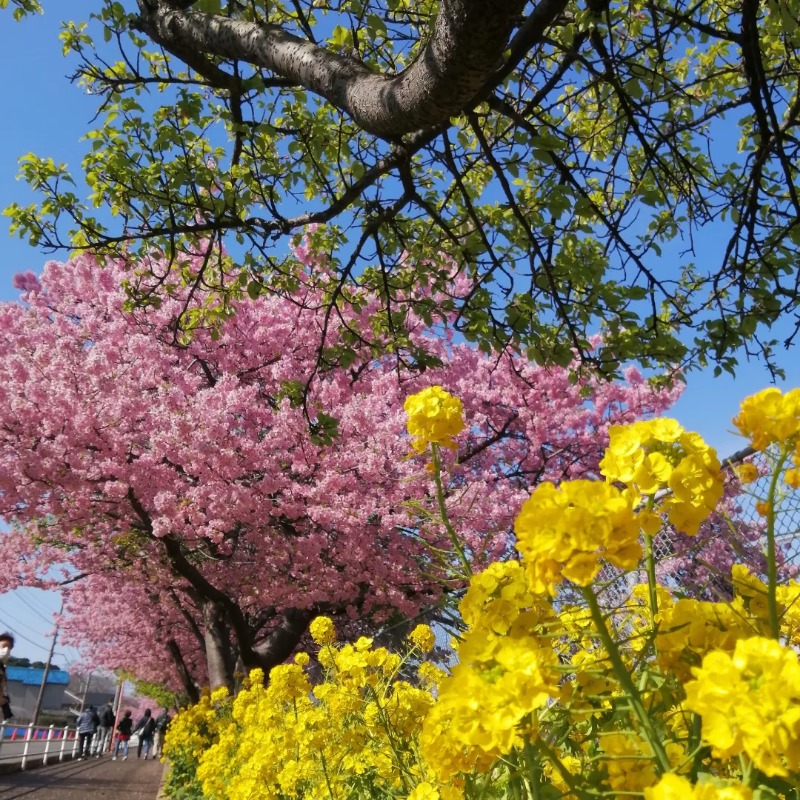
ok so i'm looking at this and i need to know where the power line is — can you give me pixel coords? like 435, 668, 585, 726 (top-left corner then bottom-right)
18, 587, 60, 620
0, 620, 50, 652
13, 591, 57, 626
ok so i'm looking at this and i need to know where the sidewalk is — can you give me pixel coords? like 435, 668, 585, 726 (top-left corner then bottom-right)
0, 755, 166, 800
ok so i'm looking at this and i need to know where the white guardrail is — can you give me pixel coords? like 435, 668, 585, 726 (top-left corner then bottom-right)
0, 721, 79, 770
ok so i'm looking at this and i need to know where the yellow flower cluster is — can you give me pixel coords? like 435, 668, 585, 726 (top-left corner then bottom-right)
600, 731, 659, 792
421, 562, 558, 778
404, 385, 464, 453
600, 418, 723, 534
162, 387, 800, 800
685, 636, 800, 777
514, 480, 644, 594
645, 774, 752, 799
408, 623, 436, 653
734, 387, 800, 488
308, 615, 336, 645
162, 687, 231, 799
734, 387, 800, 451
190, 626, 460, 800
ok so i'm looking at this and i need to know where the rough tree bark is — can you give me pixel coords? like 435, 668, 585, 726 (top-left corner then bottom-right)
134, 0, 568, 138
202, 601, 236, 691
166, 638, 201, 703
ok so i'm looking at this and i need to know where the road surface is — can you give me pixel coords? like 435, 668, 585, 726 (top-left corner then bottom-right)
0, 755, 166, 800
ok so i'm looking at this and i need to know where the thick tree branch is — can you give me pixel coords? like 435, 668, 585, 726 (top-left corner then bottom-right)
132, 0, 568, 138
166, 638, 201, 703
251, 608, 315, 667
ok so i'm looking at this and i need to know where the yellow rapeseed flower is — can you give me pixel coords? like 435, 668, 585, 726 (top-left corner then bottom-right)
408, 624, 436, 653
684, 636, 800, 777
734, 462, 760, 484
514, 480, 643, 594
404, 385, 465, 453
645, 774, 752, 799
733, 387, 800, 451
309, 615, 336, 645
407, 781, 440, 800
600, 419, 723, 535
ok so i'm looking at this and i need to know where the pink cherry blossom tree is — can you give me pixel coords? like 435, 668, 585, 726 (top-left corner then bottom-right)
0, 245, 683, 690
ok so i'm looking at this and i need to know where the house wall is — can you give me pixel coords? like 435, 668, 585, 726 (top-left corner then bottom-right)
4, 681, 66, 724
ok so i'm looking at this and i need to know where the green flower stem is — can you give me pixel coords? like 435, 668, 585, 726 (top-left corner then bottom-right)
534, 739, 580, 794
582, 587, 671, 774
642, 494, 659, 625
688, 713, 705, 781
430, 443, 472, 577
318, 749, 338, 800
739, 752, 753, 787
764, 448, 788, 640
643, 530, 659, 624
522, 738, 543, 799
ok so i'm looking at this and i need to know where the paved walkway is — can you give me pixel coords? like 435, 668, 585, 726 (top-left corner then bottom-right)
0, 755, 166, 800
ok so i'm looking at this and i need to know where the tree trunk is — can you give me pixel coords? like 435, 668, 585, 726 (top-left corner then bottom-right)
166, 638, 201, 704
249, 608, 315, 681
203, 601, 235, 691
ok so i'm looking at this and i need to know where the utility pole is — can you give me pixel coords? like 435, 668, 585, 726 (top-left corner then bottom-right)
79, 671, 94, 711
112, 677, 124, 715
106, 675, 125, 755
32, 603, 63, 726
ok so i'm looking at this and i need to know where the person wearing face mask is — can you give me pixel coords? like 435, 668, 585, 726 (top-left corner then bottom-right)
0, 632, 14, 720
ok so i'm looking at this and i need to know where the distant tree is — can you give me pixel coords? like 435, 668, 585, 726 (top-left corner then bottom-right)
3, 0, 799, 375
0, 242, 681, 690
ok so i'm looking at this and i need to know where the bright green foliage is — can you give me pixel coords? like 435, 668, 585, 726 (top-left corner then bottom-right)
0, 0, 41, 20
4, 0, 800, 375
122, 672, 183, 712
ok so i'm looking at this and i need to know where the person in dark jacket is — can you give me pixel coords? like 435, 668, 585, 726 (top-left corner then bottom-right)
113, 710, 133, 760
133, 708, 157, 759
75, 705, 99, 760
93, 697, 116, 756
0, 632, 14, 720
153, 709, 171, 759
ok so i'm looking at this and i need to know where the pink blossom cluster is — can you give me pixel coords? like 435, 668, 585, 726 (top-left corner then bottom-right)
0, 245, 681, 688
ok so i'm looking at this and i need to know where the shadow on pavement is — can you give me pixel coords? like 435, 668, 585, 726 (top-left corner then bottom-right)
0, 755, 167, 800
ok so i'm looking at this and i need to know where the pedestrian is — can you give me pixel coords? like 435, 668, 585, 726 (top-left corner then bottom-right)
93, 696, 116, 756
152, 709, 171, 759
75, 705, 99, 760
133, 708, 156, 759
0, 632, 14, 721
113, 710, 133, 760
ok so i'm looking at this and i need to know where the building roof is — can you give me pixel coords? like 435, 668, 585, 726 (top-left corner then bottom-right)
6, 666, 70, 686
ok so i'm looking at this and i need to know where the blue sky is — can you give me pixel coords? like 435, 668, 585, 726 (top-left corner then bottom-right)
0, 8, 796, 662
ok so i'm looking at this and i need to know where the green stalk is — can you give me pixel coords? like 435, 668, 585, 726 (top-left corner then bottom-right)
534, 739, 580, 794
430, 443, 472, 577
583, 587, 671, 773
763, 448, 788, 640
318, 749, 338, 800
643, 530, 659, 624
523, 738, 543, 799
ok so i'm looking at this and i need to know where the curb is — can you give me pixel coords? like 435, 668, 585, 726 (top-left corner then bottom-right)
156, 759, 170, 800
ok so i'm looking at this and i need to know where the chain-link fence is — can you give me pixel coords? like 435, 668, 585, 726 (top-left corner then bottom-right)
595, 446, 800, 609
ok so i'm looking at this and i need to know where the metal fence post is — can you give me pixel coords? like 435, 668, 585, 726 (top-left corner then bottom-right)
20, 722, 33, 771
71, 727, 78, 759
43, 724, 55, 766
59, 724, 68, 762
0, 719, 5, 761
